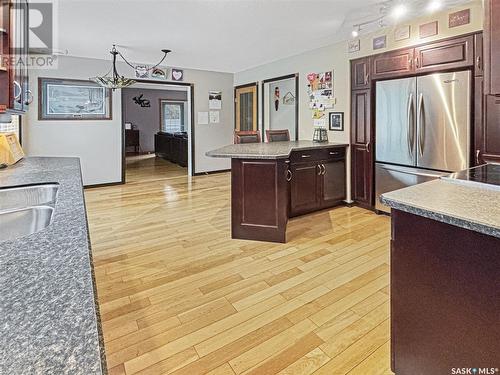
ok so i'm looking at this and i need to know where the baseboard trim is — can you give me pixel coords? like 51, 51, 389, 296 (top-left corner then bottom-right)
194, 169, 231, 176
84, 181, 124, 189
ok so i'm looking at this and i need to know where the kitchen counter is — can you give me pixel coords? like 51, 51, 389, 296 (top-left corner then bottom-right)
206, 140, 349, 159
0, 157, 105, 374
380, 178, 500, 239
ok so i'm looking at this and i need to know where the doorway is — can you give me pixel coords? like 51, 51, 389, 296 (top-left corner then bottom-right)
121, 81, 194, 183
234, 82, 258, 131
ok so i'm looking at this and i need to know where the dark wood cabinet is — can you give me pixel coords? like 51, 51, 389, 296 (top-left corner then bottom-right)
155, 132, 188, 166
480, 94, 500, 164
485, 0, 500, 95
474, 33, 483, 77
474, 76, 485, 165
371, 48, 414, 79
350, 88, 373, 208
414, 35, 473, 74
290, 162, 320, 216
321, 159, 346, 208
391, 210, 499, 375
125, 129, 139, 153
289, 147, 347, 217
351, 57, 370, 90
0, 0, 29, 113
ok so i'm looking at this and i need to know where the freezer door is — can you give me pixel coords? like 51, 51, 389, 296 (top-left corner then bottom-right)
375, 163, 450, 213
416, 71, 470, 172
376, 77, 417, 166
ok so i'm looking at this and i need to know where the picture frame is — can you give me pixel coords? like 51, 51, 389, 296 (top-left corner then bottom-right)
329, 112, 344, 131
372, 35, 387, 50
394, 25, 411, 41
38, 78, 112, 120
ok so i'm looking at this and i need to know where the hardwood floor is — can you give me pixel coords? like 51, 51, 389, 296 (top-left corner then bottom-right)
85, 157, 393, 375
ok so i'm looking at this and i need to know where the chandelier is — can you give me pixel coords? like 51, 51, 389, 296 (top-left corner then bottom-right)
90, 45, 171, 90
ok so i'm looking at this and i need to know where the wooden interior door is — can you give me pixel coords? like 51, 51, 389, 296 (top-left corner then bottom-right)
235, 84, 258, 131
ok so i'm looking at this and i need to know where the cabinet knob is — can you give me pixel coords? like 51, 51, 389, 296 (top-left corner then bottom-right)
317, 164, 322, 175
475, 149, 481, 165
13, 80, 22, 100
366, 142, 371, 153
286, 169, 292, 182
321, 164, 326, 175
301, 154, 311, 158
476, 55, 481, 71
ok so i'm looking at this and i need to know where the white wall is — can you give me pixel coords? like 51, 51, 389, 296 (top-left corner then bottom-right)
24, 56, 234, 185
234, 1, 483, 200
267, 78, 297, 140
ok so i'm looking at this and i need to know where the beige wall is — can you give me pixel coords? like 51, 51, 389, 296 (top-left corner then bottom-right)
234, 0, 483, 201
25, 56, 234, 185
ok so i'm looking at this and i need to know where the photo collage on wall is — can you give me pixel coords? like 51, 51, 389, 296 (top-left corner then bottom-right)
307, 71, 335, 127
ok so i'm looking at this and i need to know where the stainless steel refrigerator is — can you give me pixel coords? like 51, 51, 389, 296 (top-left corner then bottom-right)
375, 71, 471, 212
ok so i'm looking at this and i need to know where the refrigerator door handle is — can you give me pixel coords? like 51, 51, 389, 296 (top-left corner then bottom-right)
417, 93, 425, 157
379, 164, 446, 179
407, 93, 414, 158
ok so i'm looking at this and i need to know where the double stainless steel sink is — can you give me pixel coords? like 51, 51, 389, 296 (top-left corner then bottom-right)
0, 183, 59, 242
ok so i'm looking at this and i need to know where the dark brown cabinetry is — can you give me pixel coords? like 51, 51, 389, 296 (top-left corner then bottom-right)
391, 210, 499, 374
480, 1, 500, 163
414, 35, 473, 73
155, 132, 188, 167
289, 147, 346, 217
0, 0, 29, 113
351, 58, 370, 90
125, 129, 139, 153
351, 32, 483, 208
372, 48, 414, 79
350, 87, 373, 208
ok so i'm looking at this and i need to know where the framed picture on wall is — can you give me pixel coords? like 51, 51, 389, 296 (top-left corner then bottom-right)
38, 77, 112, 120
329, 112, 344, 131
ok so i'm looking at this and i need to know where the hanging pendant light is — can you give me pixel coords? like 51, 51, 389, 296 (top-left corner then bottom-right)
90, 45, 171, 90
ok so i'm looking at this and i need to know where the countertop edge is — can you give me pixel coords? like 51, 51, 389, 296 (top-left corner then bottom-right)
380, 195, 500, 239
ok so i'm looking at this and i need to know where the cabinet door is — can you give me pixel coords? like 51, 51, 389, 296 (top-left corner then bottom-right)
351, 58, 370, 90
474, 33, 483, 77
9, 0, 28, 112
485, 0, 500, 95
372, 48, 414, 80
321, 159, 346, 208
289, 162, 320, 216
351, 89, 373, 208
481, 94, 500, 163
414, 35, 473, 74
0, 1, 9, 110
474, 76, 484, 165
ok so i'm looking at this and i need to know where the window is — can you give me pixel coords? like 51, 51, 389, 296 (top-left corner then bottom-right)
161, 101, 186, 133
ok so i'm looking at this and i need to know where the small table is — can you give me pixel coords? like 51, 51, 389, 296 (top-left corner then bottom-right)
125, 129, 139, 153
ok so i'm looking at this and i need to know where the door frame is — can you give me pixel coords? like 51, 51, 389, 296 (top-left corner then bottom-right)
121, 79, 195, 183
234, 82, 259, 131
261, 73, 299, 141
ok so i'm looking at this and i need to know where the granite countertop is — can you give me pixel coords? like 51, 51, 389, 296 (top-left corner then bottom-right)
381, 178, 500, 239
206, 140, 349, 159
0, 157, 105, 374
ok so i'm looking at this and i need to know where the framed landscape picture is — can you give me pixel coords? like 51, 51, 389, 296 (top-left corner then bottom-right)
329, 112, 344, 131
39, 78, 112, 120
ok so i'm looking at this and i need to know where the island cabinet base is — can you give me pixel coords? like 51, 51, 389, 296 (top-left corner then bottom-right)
391, 210, 500, 375
231, 159, 289, 243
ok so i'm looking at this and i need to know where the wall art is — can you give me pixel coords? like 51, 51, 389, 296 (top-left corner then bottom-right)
394, 25, 410, 41
449, 9, 470, 28
209, 91, 222, 110
151, 67, 167, 79
307, 71, 334, 113
171, 68, 184, 81
209, 111, 220, 124
348, 39, 360, 53
133, 94, 151, 108
373, 35, 387, 50
329, 112, 344, 131
38, 78, 112, 120
419, 21, 438, 39
135, 65, 149, 79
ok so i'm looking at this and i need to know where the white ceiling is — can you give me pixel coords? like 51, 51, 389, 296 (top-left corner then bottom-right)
57, 0, 476, 73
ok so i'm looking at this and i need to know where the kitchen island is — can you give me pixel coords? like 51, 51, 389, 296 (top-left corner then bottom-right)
207, 141, 349, 243
381, 165, 500, 375
0, 158, 105, 375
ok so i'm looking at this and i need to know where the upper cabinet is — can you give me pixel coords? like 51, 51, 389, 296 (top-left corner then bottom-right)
351, 57, 371, 90
414, 35, 473, 73
484, 0, 500, 95
372, 48, 414, 79
0, 0, 30, 114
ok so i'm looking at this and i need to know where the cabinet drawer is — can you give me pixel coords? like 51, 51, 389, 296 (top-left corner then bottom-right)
290, 149, 325, 163
324, 147, 346, 160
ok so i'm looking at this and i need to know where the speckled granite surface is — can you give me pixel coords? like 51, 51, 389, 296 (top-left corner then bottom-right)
0, 157, 105, 374
381, 179, 500, 239
206, 140, 349, 159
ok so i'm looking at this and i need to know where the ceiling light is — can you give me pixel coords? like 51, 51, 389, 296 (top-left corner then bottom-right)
426, 0, 442, 12
391, 4, 407, 19
352, 25, 360, 38
90, 45, 171, 90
